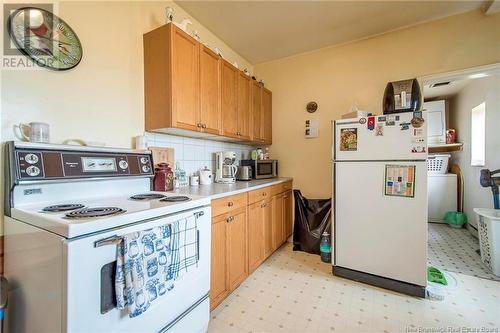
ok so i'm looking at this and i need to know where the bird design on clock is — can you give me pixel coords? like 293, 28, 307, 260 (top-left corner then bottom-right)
8, 7, 82, 70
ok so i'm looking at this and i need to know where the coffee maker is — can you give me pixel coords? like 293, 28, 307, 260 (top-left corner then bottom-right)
215, 151, 238, 184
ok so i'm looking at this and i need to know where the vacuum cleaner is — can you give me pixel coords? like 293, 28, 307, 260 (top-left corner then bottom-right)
480, 169, 500, 209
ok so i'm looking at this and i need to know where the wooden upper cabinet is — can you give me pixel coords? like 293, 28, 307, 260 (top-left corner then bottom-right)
171, 26, 200, 131
199, 45, 221, 135
237, 73, 252, 140
144, 24, 199, 131
144, 23, 272, 144
221, 60, 239, 139
261, 88, 273, 144
251, 81, 263, 142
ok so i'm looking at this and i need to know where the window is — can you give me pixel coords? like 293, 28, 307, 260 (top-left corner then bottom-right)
471, 102, 486, 166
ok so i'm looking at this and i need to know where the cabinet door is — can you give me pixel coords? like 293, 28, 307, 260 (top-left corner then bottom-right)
237, 73, 252, 140
251, 81, 262, 142
171, 27, 200, 131
210, 215, 228, 309
273, 194, 284, 250
199, 45, 221, 135
263, 199, 274, 258
248, 201, 265, 273
227, 209, 248, 290
283, 190, 293, 238
261, 88, 272, 144
221, 60, 239, 139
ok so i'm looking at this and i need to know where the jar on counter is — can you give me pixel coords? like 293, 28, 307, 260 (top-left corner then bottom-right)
154, 163, 174, 191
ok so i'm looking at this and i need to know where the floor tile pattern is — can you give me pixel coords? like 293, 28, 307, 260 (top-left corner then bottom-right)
428, 223, 500, 281
209, 243, 500, 333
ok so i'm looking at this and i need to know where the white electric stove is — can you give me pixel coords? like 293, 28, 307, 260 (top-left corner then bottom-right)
3, 141, 211, 333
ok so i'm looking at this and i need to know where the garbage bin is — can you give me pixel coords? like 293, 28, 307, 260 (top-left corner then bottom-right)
292, 190, 332, 255
0, 276, 7, 333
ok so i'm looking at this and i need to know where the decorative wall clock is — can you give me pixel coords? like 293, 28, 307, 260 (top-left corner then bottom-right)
8, 7, 82, 70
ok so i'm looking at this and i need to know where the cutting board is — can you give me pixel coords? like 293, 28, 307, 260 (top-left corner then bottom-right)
149, 147, 175, 167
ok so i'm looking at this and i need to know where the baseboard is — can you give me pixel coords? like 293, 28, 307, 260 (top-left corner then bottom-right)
333, 266, 425, 298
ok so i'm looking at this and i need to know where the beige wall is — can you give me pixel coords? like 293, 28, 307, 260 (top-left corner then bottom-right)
0, 1, 252, 235
254, 10, 500, 199
1, 1, 252, 146
449, 75, 500, 230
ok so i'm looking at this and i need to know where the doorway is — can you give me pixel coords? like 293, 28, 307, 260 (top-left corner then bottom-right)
421, 63, 500, 281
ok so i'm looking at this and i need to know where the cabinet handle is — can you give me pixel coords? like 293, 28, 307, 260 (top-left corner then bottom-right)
261, 203, 267, 208
202, 124, 207, 128
228, 201, 234, 207
263, 192, 267, 196
197, 123, 202, 128
226, 216, 234, 223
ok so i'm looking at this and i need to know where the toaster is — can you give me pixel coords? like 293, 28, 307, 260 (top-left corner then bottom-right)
236, 166, 252, 181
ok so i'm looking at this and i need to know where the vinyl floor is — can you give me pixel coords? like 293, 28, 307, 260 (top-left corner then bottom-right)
208, 242, 500, 333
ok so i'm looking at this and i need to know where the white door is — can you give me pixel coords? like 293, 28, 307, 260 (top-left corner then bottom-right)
424, 100, 446, 144
334, 112, 427, 161
334, 161, 427, 286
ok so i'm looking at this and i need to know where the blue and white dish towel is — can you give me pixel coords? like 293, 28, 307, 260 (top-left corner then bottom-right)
115, 215, 199, 318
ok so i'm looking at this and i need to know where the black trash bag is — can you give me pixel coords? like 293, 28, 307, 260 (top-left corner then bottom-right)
293, 190, 332, 255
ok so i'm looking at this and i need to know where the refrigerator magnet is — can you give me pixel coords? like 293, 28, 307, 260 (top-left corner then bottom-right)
411, 111, 424, 128
386, 115, 396, 126
367, 116, 375, 130
375, 124, 384, 136
384, 165, 416, 198
400, 122, 410, 130
340, 128, 358, 151
359, 118, 366, 124
411, 145, 426, 153
377, 116, 386, 122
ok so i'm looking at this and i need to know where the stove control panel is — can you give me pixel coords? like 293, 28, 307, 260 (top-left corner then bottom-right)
15, 149, 153, 181
17, 151, 44, 179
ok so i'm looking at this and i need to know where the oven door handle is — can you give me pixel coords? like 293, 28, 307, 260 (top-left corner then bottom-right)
94, 235, 122, 248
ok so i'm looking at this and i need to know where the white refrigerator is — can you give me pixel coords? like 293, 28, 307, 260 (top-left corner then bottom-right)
332, 112, 427, 297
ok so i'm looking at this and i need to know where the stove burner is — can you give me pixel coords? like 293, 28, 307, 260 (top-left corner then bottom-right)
65, 207, 125, 219
160, 196, 191, 203
130, 193, 166, 201
42, 204, 85, 212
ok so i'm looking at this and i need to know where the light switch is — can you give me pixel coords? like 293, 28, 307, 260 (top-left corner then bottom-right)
305, 119, 319, 138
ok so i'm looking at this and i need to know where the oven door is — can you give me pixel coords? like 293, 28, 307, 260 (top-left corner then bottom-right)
255, 160, 277, 179
63, 206, 210, 332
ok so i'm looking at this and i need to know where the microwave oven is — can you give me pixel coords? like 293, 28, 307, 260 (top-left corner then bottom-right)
240, 159, 278, 179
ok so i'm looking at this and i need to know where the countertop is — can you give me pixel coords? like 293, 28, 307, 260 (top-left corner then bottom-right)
173, 177, 293, 200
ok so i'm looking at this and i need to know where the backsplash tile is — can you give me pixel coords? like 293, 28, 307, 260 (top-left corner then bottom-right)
145, 132, 254, 176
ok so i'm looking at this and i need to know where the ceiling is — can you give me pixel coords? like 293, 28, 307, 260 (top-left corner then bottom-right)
423, 79, 470, 99
175, 0, 484, 64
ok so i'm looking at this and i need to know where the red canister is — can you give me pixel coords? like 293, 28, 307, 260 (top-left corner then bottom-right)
154, 163, 174, 191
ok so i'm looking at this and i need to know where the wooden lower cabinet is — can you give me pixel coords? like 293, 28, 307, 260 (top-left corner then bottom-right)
273, 193, 284, 250
210, 183, 293, 310
248, 201, 265, 273
227, 208, 248, 290
263, 199, 274, 258
283, 190, 293, 238
210, 214, 229, 308
210, 206, 248, 310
